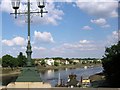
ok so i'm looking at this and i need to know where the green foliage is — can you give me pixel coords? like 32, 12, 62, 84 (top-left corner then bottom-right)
52, 57, 63, 60
54, 61, 59, 66
73, 62, 77, 65
0, 58, 2, 65
102, 41, 120, 87
41, 59, 46, 66
2, 52, 27, 68
68, 60, 73, 64
17, 52, 27, 67
66, 58, 69, 60
2, 54, 18, 69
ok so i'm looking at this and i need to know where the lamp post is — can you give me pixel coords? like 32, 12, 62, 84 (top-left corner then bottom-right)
26, 0, 32, 67
11, 0, 48, 67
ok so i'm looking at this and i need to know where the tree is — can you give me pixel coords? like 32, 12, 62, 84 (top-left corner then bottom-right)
0, 58, 2, 65
102, 41, 120, 87
41, 59, 46, 66
17, 52, 27, 67
53, 57, 63, 60
2, 55, 18, 69
54, 61, 59, 66
10, 58, 19, 67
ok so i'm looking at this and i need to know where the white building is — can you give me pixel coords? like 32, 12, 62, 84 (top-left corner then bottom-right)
73, 60, 80, 63
45, 59, 54, 66
65, 60, 69, 65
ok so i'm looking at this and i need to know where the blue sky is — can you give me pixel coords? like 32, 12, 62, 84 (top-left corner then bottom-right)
0, 0, 119, 58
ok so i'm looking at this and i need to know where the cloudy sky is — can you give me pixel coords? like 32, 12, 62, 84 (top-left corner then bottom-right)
0, 0, 119, 58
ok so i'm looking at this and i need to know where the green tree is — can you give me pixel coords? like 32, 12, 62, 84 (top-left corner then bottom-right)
102, 41, 120, 87
17, 52, 27, 67
73, 62, 77, 65
2, 55, 18, 69
11, 58, 19, 67
41, 59, 46, 66
54, 61, 59, 66
53, 57, 63, 60
0, 58, 2, 65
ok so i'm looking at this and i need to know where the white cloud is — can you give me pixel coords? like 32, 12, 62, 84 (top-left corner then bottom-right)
82, 26, 93, 30
107, 30, 119, 45
38, 36, 111, 58
79, 40, 90, 44
29, 2, 64, 25
0, 0, 13, 13
76, 1, 118, 18
52, 40, 103, 53
91, 18, 107, 26
2, 40, 14, 46
21, 46, 26, 50
101, 24, 110, 28
12, 37, 26, 46
33, 46, 46, 51
91, 18, 110, 28
111, 31, 119, 40
63, 43, 101, 51
2, 36, 26, 46
34, 31, 54, 43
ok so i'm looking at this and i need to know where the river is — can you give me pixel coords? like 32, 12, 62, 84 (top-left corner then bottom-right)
39, 66, 103, 87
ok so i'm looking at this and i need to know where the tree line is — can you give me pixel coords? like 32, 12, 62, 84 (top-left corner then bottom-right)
2, 52, 27, 69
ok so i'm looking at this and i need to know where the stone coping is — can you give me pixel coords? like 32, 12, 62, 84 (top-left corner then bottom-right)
7, 82, 51, 88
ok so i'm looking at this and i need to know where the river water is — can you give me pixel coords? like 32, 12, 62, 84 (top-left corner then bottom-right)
39, 66, 103, 87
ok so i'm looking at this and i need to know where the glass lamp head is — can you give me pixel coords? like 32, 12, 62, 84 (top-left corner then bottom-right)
12, 0, 20, 10
37, 0, 45, 9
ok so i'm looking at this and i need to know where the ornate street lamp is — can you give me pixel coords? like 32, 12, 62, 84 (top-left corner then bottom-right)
11, 0, 20, 19
9, 0, 49, 84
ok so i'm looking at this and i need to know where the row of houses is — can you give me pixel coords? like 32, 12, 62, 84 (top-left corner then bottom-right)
34, 58, 102, 66
35, 59, 70, 66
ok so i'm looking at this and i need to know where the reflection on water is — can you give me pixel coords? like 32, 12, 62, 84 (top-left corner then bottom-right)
39, 66, 103, 87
